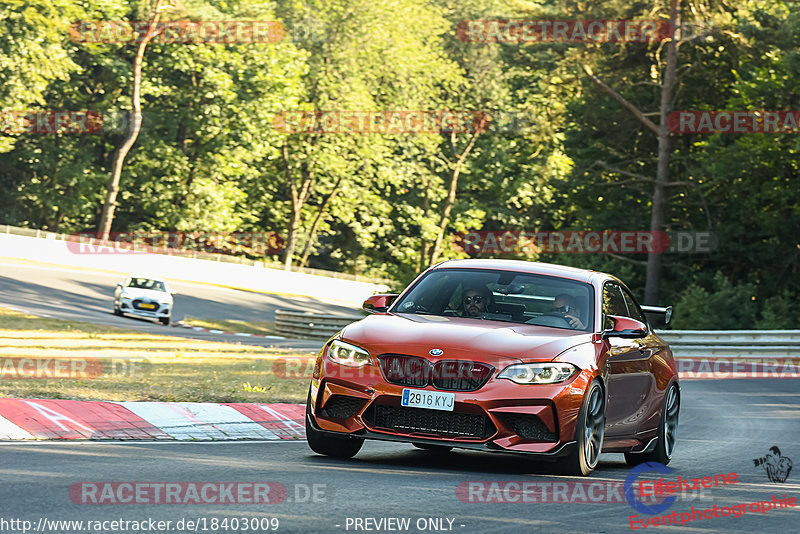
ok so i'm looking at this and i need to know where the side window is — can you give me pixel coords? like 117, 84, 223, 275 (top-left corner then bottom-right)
602, 283, 628, 330
621, 287, 648, 326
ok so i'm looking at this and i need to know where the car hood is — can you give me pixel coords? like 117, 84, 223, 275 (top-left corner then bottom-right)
121, 288, 170, 301
340, 313, 592, 364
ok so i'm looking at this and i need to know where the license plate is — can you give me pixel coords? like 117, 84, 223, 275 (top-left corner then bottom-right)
137, 303, 156, 310
401, 388, 455, 412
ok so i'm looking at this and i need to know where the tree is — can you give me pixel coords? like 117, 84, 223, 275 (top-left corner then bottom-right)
578, 0, 679, 303
0, 0, 86, 153
273, 0, 462, 271
97, 0, 169, 240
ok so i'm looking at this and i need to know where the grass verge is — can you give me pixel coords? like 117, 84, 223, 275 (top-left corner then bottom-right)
0, 307, 314, 403
182, 317, 277, 336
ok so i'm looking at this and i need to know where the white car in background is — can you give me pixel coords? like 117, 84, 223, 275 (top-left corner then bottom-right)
113, 275, 176, 325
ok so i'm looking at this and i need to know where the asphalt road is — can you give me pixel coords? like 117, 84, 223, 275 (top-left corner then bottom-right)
0, 261, 360, 350
1, 379, 798, 533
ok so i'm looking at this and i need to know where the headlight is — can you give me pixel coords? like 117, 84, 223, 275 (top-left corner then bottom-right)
326, 340, 372, 368
498, 363, 578, 384
120, 293, 132, 300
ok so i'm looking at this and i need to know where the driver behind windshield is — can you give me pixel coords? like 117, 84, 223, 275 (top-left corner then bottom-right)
551, 293, 586, 329
462, 285, 494, 317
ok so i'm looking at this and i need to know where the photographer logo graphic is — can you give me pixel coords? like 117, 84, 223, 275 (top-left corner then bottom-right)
753, 446, 793, 483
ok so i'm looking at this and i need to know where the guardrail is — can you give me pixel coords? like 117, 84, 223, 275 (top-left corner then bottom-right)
657, 330, 800, 359
275, 310, 363, 340
274, 312, 800, 359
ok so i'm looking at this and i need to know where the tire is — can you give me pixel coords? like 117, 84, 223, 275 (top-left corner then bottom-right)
113, 301, 123, 316
412, 443, 453, 453
305, 392, 364, 459
559, 379, 605, 476
160, 316, 170, 325
625, 383, 679, 467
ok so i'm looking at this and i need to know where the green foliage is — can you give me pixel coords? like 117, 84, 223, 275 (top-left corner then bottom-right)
671, 272, 759, 330
0, 0, 797, 327
757, 292, 800, 330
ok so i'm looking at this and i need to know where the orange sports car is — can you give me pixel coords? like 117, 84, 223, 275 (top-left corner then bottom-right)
305, 259, 679, 475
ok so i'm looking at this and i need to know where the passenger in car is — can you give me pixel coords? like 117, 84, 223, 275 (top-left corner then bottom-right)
552, 294, 586, 329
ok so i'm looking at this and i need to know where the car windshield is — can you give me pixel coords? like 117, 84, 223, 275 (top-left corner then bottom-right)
392, 268, 594, 331
127, 278, 166, 292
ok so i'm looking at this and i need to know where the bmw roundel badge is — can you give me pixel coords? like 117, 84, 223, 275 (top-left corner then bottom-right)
429, 348, 443, 356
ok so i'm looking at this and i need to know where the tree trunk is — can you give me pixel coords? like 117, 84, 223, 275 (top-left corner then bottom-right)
645, 0, 680, 305
97, 0, 165, 241
298, 175, 343, 268
429, 164, 462, 265
417, 174, 430, 272
428, 126, 484, 265
282, 143, 313, 270
283, 210, 302, 271
583, 0, 682, 304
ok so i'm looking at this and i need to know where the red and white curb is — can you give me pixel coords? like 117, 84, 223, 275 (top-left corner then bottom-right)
0, 399, 305, 441
172, 322, 285, 339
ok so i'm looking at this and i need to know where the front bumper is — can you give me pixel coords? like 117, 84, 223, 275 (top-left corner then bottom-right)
306, 409, 577, 459
119, 299, 170, 319
309, 353, 593, 456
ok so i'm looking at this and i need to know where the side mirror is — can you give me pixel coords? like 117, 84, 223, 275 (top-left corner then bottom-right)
603, 315, 648, 339
362, 294, 399, 314
116, 282, 123, 288
641, 305, 673, 326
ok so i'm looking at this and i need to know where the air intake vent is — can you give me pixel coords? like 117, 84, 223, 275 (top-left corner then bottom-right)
365, 404, 494, 439
320, 395, 367, 420
502, 413, 557, 441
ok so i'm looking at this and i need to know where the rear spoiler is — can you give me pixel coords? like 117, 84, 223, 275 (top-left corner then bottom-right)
641, 305, 673, 325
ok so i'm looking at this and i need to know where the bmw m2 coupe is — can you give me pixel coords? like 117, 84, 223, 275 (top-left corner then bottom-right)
306, 259, 679, 475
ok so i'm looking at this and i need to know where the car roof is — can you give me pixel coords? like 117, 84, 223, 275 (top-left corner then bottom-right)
431, 259, 608, 284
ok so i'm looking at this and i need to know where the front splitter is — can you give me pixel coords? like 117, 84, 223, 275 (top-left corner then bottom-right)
307, 413, 576, 460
